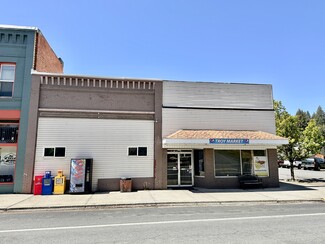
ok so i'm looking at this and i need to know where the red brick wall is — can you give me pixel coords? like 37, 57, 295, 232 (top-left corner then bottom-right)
34, 32, 63, 73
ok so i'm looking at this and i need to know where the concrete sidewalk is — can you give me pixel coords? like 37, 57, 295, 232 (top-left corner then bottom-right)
1, 181, 325, 211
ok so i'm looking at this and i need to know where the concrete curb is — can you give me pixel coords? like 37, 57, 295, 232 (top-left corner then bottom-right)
1, 199, 324, 212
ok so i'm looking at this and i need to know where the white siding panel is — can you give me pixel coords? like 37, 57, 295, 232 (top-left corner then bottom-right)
163, 81, 273, 109
34, 118, 154, 191
162, 108, 276, 137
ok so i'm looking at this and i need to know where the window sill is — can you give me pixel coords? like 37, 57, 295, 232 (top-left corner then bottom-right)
43, 157, 66, 159
214, 176, 239, 178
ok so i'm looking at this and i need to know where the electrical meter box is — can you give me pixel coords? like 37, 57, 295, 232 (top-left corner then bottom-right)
53, 170, 66, 194
42, 171, 53, 195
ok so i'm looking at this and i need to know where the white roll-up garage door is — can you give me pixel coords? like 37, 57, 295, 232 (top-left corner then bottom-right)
34, 117, 154, 191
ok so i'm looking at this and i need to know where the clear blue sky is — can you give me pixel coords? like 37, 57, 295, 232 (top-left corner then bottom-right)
1, 0, 324, 115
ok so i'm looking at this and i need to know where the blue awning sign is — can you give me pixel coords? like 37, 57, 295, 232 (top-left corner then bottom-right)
209, 138, 250, 144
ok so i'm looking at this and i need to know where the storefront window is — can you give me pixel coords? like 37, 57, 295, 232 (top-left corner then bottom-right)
194, 149, 205, 176
0, 124, 19, 143
0, 146, 16, 183
215, 150, 268, 177
215, 150, 241, 176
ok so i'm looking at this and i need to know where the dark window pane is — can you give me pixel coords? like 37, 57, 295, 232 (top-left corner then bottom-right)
194, 150, 205, 176
138, 147, 147, 156
44, 148, 54, 157
0, 82, 13, 97
241, 150, 253, 175
55, 147, 66, 157
167, 154, 178, 185
215, 150, 241, 176
128, 147, 137, 156
0, 126, 18, 143
253, 150, 266, 156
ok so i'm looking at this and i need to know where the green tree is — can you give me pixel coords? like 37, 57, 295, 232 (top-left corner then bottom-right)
275, 101, 325, 180
313, 106, 325, 126
277, 115, 301, 180
295, 109, 311, 130
312, 106, 325, 141
319, 125, 325, 143
274, 100, 289, 134
301, 119, 325, 157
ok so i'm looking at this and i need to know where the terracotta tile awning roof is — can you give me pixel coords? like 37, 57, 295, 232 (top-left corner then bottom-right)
166, 130, 286, 140
163, 130, 288, 149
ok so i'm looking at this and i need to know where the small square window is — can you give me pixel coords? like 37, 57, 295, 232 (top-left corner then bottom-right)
44, 148, 55, 157
128, 147, 137, 156
138, 147, 147, 156
55, 147, 66, 157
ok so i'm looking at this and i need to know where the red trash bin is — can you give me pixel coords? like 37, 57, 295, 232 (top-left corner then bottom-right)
34, 176, 43, 195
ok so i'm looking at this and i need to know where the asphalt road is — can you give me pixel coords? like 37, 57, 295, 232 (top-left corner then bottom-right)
279, 167, 325, 182
1, 203, 325, 244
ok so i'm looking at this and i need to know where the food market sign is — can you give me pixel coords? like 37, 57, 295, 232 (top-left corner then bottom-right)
209, 138, 249, 144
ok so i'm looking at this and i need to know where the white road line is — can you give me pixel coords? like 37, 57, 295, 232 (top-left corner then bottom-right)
1, 212, 325, 234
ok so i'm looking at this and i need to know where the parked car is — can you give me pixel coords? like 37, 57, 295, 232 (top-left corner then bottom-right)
301, 158, 315, 170
282, 160, 302, 169
302, 157, 325, 170
315, 157, 325, 170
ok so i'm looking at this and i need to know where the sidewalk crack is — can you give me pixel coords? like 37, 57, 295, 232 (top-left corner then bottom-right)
6, 195, 35, 209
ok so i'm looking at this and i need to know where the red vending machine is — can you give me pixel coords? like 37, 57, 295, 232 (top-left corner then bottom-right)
69, 158, 93, 194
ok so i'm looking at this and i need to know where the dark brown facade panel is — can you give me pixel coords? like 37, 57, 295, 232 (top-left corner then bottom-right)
34, 32, 63, 73
97, 178, 155, 192
153, 81, 165, 189
39, 88, 155, 112
261, 149, 279, 187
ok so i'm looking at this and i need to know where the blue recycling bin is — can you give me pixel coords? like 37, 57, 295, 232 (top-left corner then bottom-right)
42, 171, 54, 195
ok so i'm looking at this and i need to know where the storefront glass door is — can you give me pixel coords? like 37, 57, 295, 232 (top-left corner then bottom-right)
167, 152, 193, 187
167, 154, 178, 186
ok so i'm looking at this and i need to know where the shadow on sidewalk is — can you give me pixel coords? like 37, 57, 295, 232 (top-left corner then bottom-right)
189, 181, 318, 193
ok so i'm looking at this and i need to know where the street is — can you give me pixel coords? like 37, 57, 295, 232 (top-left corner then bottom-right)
1, 203, 325, 243
279, 167, 325, 182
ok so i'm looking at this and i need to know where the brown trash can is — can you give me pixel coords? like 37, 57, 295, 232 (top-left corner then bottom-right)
120, 177, 132, 192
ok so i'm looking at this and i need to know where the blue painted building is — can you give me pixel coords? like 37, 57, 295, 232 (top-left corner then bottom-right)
0, 25, 63, 193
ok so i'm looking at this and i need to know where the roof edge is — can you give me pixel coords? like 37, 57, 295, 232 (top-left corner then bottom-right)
31, 71, 163, 82
0, 24, 39, 31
